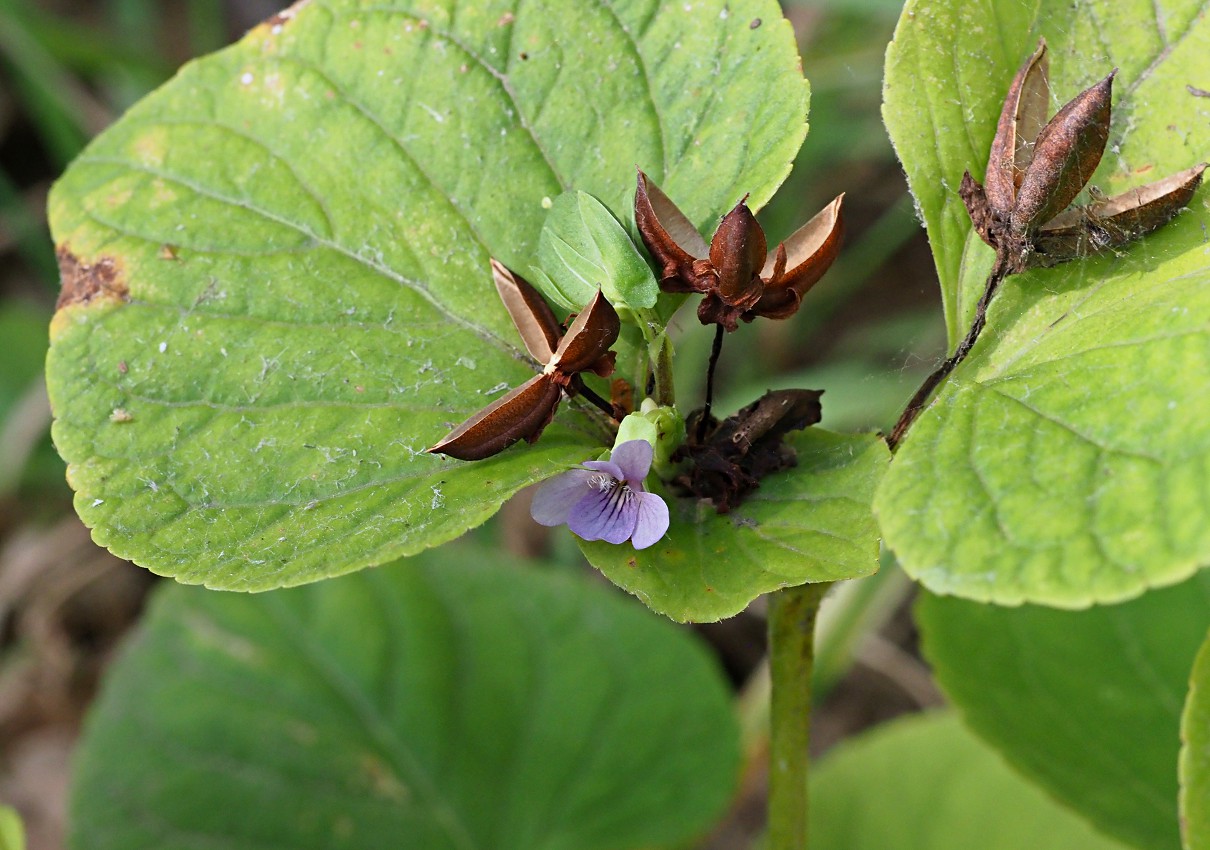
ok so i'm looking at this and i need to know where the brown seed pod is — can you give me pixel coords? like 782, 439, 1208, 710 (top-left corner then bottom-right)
1030, 162, 1207, 267
986, 40, 1050, 217
634, 169, 844, 331
963, 40, 1202, 271
1010, 71, 1115, 237
428, 263, 620, 461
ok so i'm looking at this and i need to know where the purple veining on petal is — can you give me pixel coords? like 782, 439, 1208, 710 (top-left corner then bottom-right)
568, 483, 638, 544
529, 440, 669, 549
530, 468, 596, 526
609, 440, 654, 484
630, 491, 669, 549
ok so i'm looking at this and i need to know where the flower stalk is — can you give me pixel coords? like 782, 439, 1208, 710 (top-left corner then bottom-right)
887, 250, 1011, 448
700, 324, 726, 441
767, 581, 830, 850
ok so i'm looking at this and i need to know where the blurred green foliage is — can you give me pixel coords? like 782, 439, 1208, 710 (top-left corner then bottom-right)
0, 0, 274, 502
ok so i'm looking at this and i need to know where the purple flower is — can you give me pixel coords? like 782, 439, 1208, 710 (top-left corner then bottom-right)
531, 440, 670, 549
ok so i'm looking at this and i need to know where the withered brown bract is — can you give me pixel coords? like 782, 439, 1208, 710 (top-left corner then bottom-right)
428, 260, 620, 461
634, 169, 844, 331
962, 39, 1206, 270
675, 389, 823, 514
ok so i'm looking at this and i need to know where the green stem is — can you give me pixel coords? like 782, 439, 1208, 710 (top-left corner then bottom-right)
887, 248, 1011, 449
767, 581, 830, 850
650, 331, 675, 408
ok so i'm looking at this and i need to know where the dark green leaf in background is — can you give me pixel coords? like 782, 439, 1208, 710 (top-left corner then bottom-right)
1181, 626, 1210, 850
69, 548, 740, 850
810, 711, 1129, 850
46, 0, 809, 591
878, 0, 1210, 606
918, 572, 1210, 850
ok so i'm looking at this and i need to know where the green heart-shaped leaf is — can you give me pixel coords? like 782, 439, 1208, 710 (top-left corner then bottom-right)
918, 572, 1210, 850
879, 0, 1210, 606
70, 547, 740, 850
47, 0, 808, 590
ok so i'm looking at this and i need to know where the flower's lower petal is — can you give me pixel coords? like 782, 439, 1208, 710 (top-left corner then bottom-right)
568, 487, 637, 544
608, 440, 654, 485
630, 491, 670, 549
530, 469, 595, 526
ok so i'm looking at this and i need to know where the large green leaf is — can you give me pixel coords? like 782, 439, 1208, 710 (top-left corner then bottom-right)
579, 428, 889, 622
69, 547, 740, 850
810, 711, 1129, 850
46, 0, 808, 590
878, 0, 1210, 606
1181, 627, 1210, 850
918, 572, 1210, 850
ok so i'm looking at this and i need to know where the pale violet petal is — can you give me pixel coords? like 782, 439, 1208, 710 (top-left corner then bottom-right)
530, 469, 595, 526
630, 491, 669, 549
609, 440, 654, 485
568, 486, 637, 544
582, 459, 626, 480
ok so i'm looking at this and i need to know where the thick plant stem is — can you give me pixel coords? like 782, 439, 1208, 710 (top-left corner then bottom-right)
887, 250, 1012, 449
767, 581, 830, 850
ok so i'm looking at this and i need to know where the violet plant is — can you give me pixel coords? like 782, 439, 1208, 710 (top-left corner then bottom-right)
40, 0, 1210, 848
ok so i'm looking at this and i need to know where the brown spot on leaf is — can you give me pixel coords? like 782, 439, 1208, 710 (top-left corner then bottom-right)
1187, 84, 1210, 98
55, 247, 128, 309
749, 18, 761, 29
261, 0, 311, 30
497, 11, 516, 26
